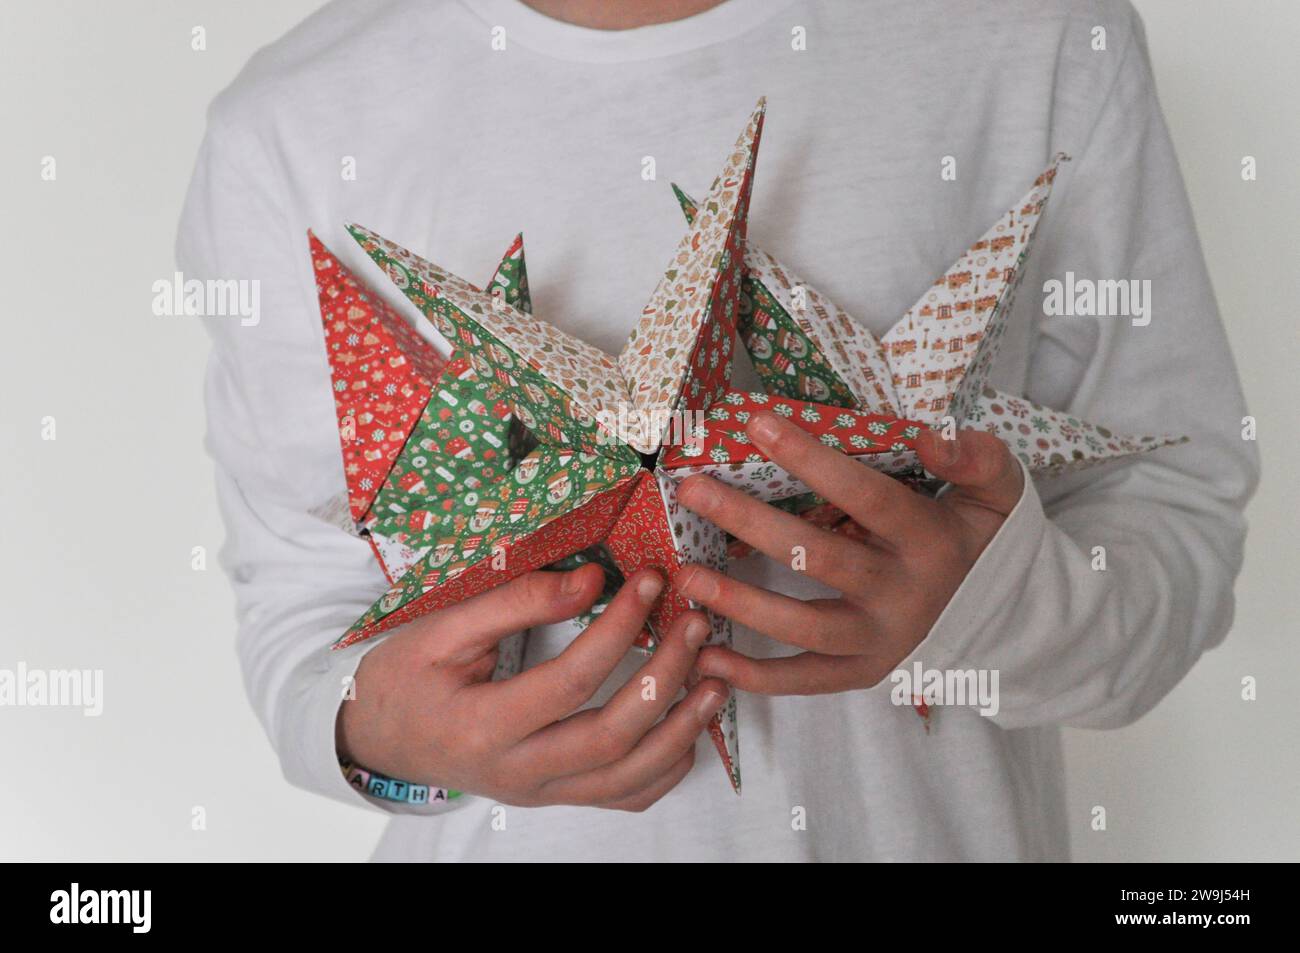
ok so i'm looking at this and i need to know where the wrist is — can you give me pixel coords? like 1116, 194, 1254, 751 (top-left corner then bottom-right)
338, 755, 464, 808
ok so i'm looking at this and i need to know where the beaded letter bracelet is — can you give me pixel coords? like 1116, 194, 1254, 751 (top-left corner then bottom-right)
339, 757, 463, 808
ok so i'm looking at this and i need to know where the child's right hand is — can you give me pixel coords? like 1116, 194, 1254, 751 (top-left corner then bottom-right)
335, 565, 725, 812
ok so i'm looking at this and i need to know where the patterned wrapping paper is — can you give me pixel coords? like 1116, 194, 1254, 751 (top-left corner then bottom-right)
311, 100, 1185, 793
311, 100, 929, 792
965, 387, 1187, 475
311, 231, 447, 525
673, 154, 1186, 550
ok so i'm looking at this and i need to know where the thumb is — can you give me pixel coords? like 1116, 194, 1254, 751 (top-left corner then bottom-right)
915, 428, 1024, 514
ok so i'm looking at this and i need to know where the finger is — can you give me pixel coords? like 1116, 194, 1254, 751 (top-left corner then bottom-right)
677, 474, 878, 594
916, 428, 1024, 514
599, 749, 695, 812
417, 564, 606, 664
533, 680, 726, 807
696, 646, 869, 695
745, 410, 935, 547
482, 570, 665, 740
578, 610, 713, 761
460, 645, 500, 685
509, 609, 712, 776
677, 564, 863, 654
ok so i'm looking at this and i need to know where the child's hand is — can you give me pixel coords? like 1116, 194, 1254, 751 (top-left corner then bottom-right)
336, 566, 724, 811
676, 411, 1024, 695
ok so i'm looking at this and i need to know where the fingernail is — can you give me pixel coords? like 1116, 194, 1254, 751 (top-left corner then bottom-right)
747, 412, 780, 444
678, 565, 718, 601
684, 617, 710, 650
931, 431, 960, 466
637, 572, 664, 603
681, 478, 719, 514
695, 688, 726, 724
561, 570, 584, 594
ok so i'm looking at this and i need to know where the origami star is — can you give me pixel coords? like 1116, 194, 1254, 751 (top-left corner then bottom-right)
667, 156, 1186, 552
310, 228, 621, 684
313, 100, 940, 792
312, 99, 1185, 793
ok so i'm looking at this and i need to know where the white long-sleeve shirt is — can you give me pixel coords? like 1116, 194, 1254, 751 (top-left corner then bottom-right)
176, 0, 1258, 861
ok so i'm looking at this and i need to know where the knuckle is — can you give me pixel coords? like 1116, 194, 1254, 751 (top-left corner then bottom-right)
818, 615, 858, 655
969, 450, 1001, 486
523, 777, 559, 808
578, 778, 618, 806
971, 433, 1011, 480
597, 599, 650, 642
929, 531, 964, 567
424, 641, 454, 666
575, 789, 609, 808
588, 718, 631, 764
519, 570, 558, 605
452, 700, 498, 754
695, 643, 730, 679
597, 590, 639, 627
459, 726, 495, 760
715, 661, 757, 693
708, 487, 743, 521
554, 663, 597, 709
712, 575, 748, 614
416, 625, 459, 666
853, 475, 889, 511
804, 542, 837, 578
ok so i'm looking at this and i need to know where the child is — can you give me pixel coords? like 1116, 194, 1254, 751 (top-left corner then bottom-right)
177, 0, 1257, 861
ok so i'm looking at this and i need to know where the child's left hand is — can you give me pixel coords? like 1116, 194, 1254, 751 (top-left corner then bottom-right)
676, 410, 1025, 695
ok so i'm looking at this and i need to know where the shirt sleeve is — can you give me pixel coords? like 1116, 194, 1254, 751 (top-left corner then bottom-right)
900, 12, 1260, 729
175, 107, 464, 814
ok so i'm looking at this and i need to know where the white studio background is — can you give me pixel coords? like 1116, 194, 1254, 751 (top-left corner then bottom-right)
0, 0, 1294, 862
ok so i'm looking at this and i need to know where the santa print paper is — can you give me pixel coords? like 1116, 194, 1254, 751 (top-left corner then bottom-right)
363, 356, 514, 581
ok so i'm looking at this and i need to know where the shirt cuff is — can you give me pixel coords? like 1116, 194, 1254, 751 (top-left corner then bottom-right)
894, 456, 1048, 676
278, 638, 472, 817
